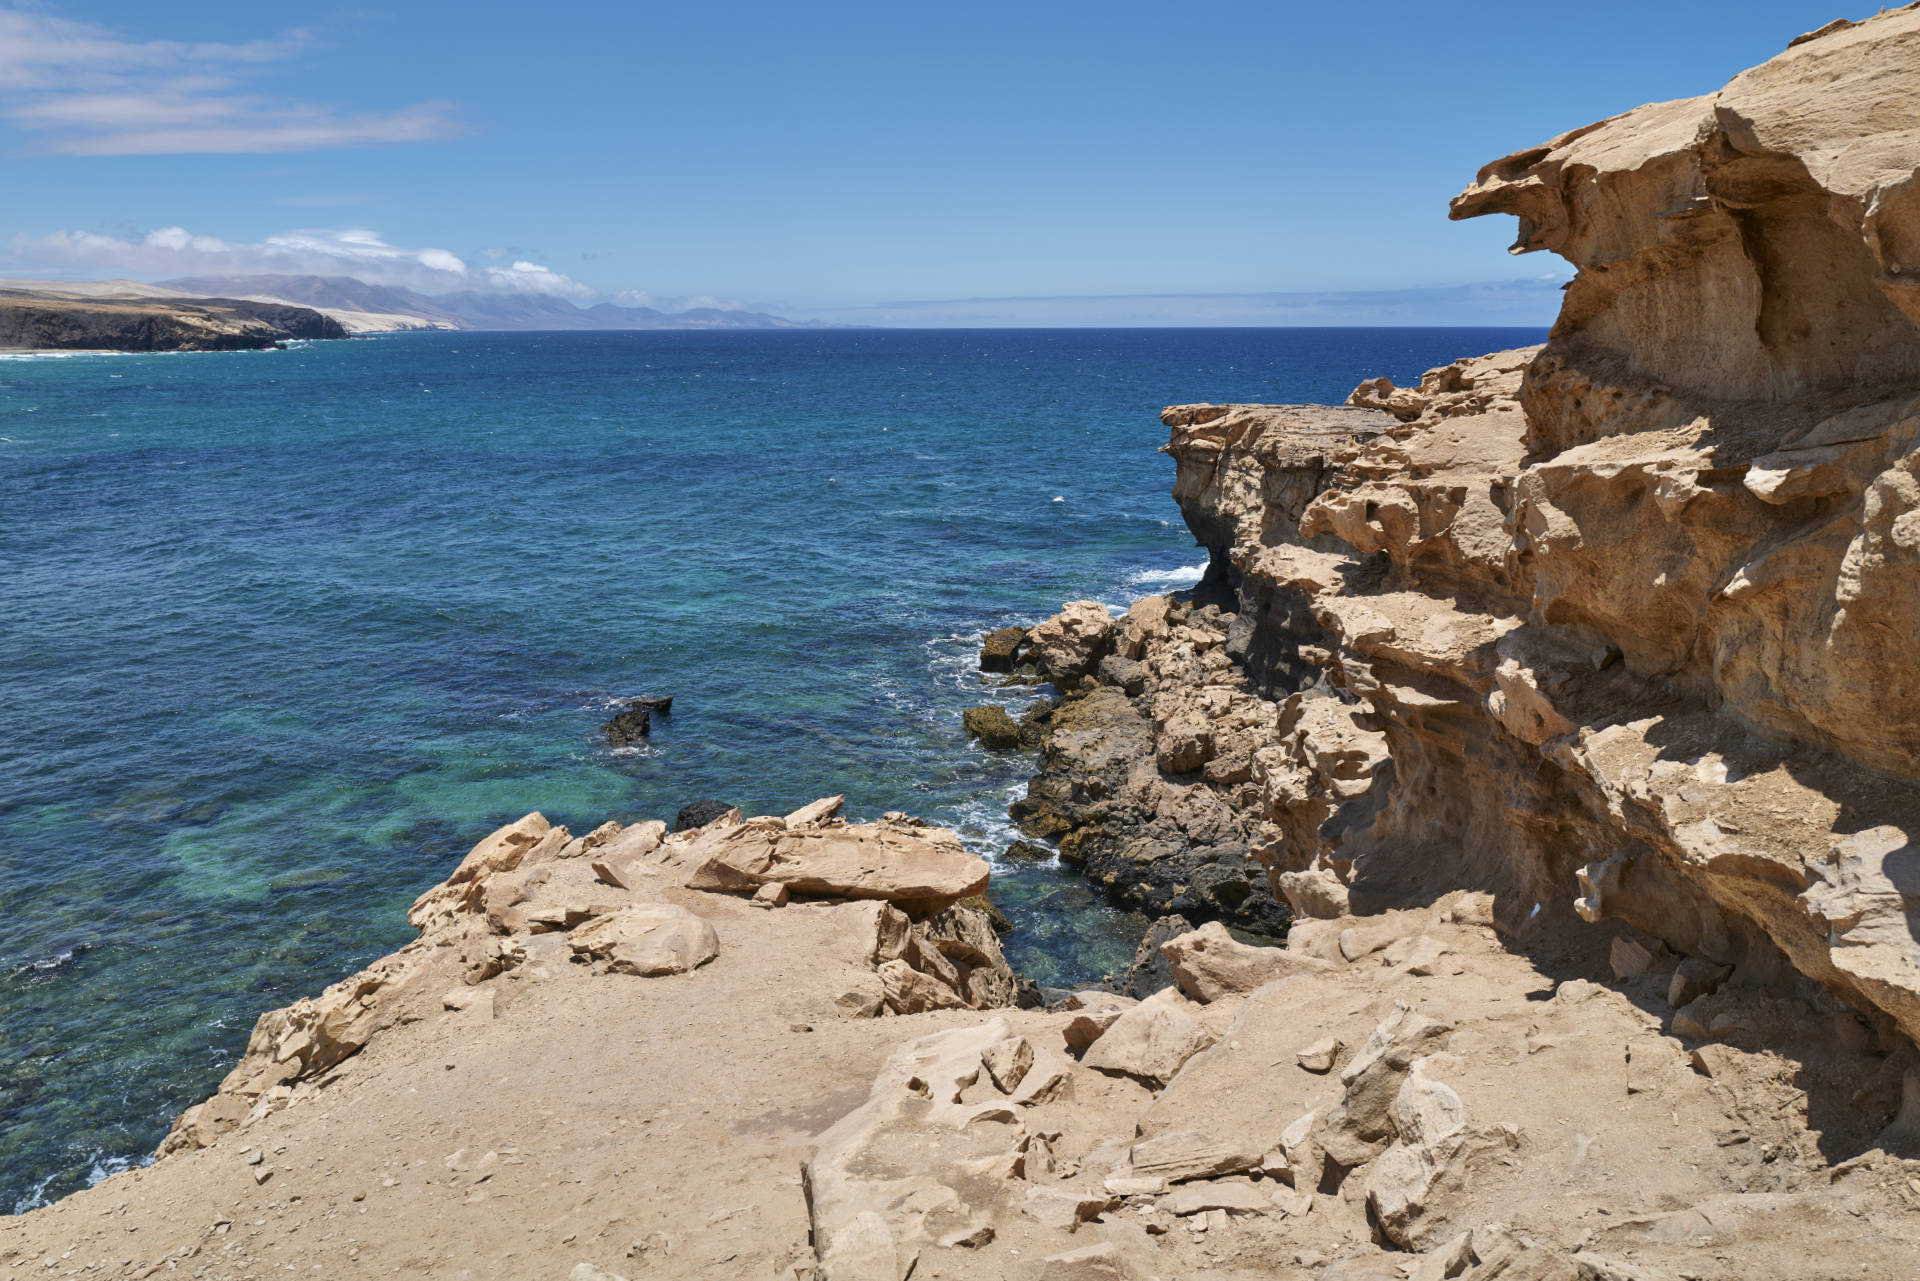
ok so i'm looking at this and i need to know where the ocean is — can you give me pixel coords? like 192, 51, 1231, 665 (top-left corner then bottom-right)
0, 325, 1542, 1210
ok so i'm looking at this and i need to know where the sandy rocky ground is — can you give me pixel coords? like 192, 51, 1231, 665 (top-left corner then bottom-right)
16, 9, 1920, 1281
9, 801, 1920, 1281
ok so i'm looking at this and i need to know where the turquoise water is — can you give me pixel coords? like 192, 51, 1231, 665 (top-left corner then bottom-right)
0, 326, 1541, 1209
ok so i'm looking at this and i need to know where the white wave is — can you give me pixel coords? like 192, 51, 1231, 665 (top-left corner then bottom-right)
10, 1152, 139, 1214
1123, 560, 1207, 589
945, 780, 1044, 870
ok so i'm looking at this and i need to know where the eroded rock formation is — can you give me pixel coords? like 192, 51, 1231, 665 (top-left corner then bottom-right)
14, 14, 1920, 1281
158, 798, 1023, 1157
1021, 8, 1920, 1073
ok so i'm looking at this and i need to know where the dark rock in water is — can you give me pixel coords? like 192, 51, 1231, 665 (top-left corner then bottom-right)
1114, 914, 1193, 999
622, 695, 673, 715
675, 798, 736, 832
602, 706, 651, 747
979, 626, 1027, 672
961, 704, 1023, 750
1012, 683, 1288, 935
1001, 839, 1054, 862
1097, 654, 1150, 696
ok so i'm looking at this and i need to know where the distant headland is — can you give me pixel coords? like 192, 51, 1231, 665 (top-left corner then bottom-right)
0, 274, 829, 352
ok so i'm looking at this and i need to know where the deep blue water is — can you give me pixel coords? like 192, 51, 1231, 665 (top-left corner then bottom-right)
0, 326, 1542, 1209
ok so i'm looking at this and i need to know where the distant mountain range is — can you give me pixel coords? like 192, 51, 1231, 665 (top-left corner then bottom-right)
155, 275, 829, 333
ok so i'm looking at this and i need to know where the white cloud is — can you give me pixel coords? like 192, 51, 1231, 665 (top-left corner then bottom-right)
611, 288, 748, 314
0, 10, 459, 154
6, 225, 595, 299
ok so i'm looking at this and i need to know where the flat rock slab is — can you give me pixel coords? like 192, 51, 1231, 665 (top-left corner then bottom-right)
687, 822, 989, 912
1161, 1180, 1270, 1216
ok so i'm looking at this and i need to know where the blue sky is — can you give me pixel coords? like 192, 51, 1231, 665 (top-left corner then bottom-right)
0, 2, 1861, 324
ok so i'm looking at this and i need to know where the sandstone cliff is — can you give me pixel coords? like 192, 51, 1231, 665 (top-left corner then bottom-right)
1011, 4, 1920, 1088
11, 12, 1920, 1281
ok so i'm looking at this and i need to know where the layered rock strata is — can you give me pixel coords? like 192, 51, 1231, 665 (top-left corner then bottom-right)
14, 14, 1920, 1281
1022, 8, 1920, 1072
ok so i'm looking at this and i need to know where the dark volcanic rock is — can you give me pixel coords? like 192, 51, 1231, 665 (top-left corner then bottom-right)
1097, 654, 1149, 695
1113, 914, 1193, 999
602, 706, 651, 747
961, 704, 1023, 750
1011, 626, 1288, 936
675, 799, 736, 832
1001, 840, 1055, 862
621, 695, 673, 715
978, 626, 1028, 673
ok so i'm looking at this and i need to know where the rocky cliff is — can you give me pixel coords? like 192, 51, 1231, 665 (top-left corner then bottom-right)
0, 289, 346, 351
1016, 8, 1920, 1074
10, 12, 1920, 1281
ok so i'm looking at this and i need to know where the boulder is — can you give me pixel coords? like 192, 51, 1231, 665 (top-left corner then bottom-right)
1081, 988, 1217, 1087
1319, 1005, 1455, 1166
979, 626, 1028, 672
1021, 1186, 1116, 1232
877, 958, 972, 1014
1278, 866, 1352, 920
918, 904, 1024, 1007
595, 820, 667, 862
1038, 1242, 1128, 1281
686, 821, 990, 914
445, 813, 551, 888
962, 704, 1024, 749
1062, 992, 1137, 1053
783, 794, 845, 828
1667, 957, 1733, 1010
566, 904, 719, 976
1117, 595, 1172, 660
622, 695, 672, 715
1365, 1061, 1470, 1248
674, 799, 736, 832
1027, 601, 1119, 684
983, 1035, 1034, 1092
1609, 936, 1658, 980
601, 705, 651, 747
1297, 1036, 1341, 1073
1154, 710, 1213, 773
1161, 920, 1330, 1002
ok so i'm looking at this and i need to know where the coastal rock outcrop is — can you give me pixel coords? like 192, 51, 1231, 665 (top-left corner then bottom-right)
156, 798, 1018, 1158
683, 812, 990, 914
0, 287, 346, 351
1012, 7, 1920, 1069
19, 17, 1920, 1281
